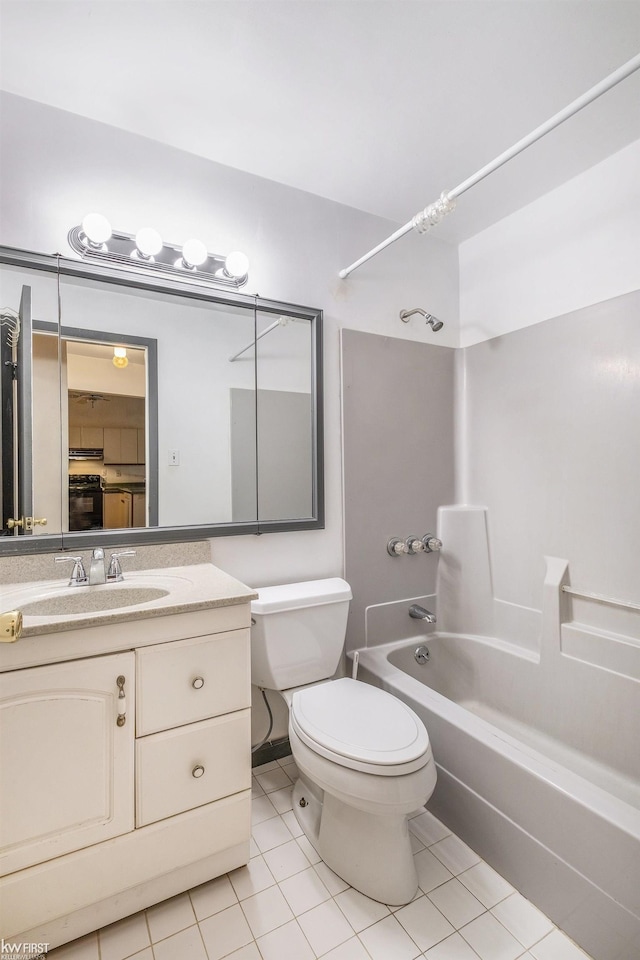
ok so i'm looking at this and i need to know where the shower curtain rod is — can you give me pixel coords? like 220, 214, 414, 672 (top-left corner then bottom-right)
338, 52, 640, 279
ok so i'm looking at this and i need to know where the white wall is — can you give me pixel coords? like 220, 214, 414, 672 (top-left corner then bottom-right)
0, 92, 459, 588
459, 138, 640, 347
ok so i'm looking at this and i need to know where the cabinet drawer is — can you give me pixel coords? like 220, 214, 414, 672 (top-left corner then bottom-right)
135, 710, 250, 826
136, 631, 250, 736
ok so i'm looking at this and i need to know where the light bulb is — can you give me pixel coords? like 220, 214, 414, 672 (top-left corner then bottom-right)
135, 227, 163, 258
181, 238, 208, 268
113, 347, 128, 369
224, 251, 249, 279
81, 213, 112, 246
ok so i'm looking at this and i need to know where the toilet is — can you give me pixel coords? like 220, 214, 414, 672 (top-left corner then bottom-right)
250, 577, 437, 905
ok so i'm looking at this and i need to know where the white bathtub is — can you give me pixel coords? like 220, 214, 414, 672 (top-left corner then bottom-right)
355, 635, 640, 960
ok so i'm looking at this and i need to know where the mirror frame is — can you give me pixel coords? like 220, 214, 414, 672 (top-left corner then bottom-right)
0, 245, 324, 554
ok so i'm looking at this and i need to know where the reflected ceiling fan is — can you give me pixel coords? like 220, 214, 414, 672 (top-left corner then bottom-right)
69, 391, 112, 408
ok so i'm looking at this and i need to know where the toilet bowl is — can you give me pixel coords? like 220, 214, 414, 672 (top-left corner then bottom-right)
250, 579, 437, 904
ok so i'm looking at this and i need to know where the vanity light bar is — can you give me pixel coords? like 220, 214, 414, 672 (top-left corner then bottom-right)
68, 218, 249, 290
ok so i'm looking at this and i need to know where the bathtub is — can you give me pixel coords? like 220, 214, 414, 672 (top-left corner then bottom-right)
355, 634, 640, 960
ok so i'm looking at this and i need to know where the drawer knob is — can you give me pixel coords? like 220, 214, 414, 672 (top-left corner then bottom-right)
192, 764, 205, 779
192, 676, 205, 689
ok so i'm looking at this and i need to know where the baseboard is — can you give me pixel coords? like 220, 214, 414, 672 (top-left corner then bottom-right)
251, 736, 292, 767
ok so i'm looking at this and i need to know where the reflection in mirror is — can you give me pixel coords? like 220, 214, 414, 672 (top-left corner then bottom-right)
0, 247, 323, 554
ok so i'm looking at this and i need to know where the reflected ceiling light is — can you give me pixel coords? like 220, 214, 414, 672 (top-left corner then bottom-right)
224, 251, 250, 280
180, 238, 208, 269
113, 347, 129, 369
81, 213, 112, 248
135, 227, 163, 259
68, 219, 249, 290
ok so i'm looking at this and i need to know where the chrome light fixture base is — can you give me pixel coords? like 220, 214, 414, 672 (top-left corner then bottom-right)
68, 225, 249, 290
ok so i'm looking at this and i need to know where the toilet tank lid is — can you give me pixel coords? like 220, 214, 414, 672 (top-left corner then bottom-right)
251, 578, 352, 614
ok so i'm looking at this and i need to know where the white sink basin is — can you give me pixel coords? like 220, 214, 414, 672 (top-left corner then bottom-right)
20, 587, 169, 617
1, 572, 195, 622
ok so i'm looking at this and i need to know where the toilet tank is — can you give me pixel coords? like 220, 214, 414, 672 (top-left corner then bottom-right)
250, 578, 352, 690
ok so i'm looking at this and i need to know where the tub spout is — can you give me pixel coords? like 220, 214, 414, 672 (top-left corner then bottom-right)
409, 604, 436, 623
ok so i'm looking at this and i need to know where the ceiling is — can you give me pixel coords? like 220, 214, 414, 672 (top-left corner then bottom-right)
1, 1, 640, 242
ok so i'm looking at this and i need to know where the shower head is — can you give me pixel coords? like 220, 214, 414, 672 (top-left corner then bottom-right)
399, 308, 444, 332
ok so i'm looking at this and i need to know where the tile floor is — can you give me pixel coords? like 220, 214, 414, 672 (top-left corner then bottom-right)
49, 756, 594, 960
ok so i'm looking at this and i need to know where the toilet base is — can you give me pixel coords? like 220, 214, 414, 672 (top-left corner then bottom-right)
291, 776, 419, 905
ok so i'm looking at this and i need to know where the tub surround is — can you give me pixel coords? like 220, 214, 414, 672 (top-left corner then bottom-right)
352, 518, 640, 960
0, 546, 255, 949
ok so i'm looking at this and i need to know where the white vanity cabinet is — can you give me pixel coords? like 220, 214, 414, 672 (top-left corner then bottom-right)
0, 652, 135, 875
0, 586, 253, 951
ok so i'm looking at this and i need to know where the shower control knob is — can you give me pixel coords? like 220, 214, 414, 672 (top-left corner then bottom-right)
387, 538, 408, 557
422, 535, 442, 553
405, 537, 425, 554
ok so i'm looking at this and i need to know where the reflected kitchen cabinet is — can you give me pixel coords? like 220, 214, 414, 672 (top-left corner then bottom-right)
104, 428, 139, 465
104, 490, 132, 528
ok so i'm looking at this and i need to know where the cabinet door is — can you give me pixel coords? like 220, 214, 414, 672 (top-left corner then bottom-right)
0, 652, 134, 875
132, 492, 146, 527
104, 491, 132, 528
120, 428, 138, 464
103, 427, 121, 463
81, 426, 104, 449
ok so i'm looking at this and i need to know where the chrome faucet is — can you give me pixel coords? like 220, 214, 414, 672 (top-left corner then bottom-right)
89, 547, 106, 585
409, 604, 437, 623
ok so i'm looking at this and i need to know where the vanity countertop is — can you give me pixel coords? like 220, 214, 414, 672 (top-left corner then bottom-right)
1, 562, 257, 640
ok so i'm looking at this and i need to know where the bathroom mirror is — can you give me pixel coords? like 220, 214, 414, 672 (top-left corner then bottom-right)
0, 246, 324, 554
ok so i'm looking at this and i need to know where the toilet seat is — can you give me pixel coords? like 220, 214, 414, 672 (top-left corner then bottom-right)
290, 678, 431, 776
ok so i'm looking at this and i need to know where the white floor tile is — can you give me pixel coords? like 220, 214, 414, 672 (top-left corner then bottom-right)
256, 919, 315, 960
297, 898, 355, 955
410, 830, 426, 854
529, 929, 595, 960
268, 785, 294, 813
358, 914, 422, 960
414, 847, 454, 894
492, 892, 555, 948
251, 815, 293, 852
152, 926, 207, 960
427, 878, 485, 928
395, 895, 455, 952
198, 904, 254, 960
239, 884, 294, 938
409, 811, 452, 847
281, 808, 304, 837
250, 779, 264, 799
222, 945, 262, 960
189, 875, 238, 920
424, 931, 485, 960
255, 766, 293, 793
322, 937, 372, 960
279, 865, 331, 915
99, 912, 151, 960
146, 892, 196, 942
47, 934, 99, 960
334, 886, 390, 932
263, 837, 311, 881
252, 760, 279, 773
430, 835, 481, 875
250, 794, 278, 825
277, 754, 295, 766
458, 860, 514, 908
460, 911, 524, 960
228, 857, 276, 902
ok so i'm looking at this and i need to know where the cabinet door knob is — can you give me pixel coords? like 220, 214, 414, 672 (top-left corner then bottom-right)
192, 676, 205, 689
192, 764, 205, 778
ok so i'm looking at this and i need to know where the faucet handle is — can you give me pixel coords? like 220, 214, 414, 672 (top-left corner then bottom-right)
422, 535, 442, 553
405, 536, 426, 555
55, 555, 88, 585
387, 538, 409, 557
107, 550, 136, 582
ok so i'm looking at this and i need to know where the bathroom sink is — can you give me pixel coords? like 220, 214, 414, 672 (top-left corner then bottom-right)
20, 587, 169, 617
1, 571, 196, 623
